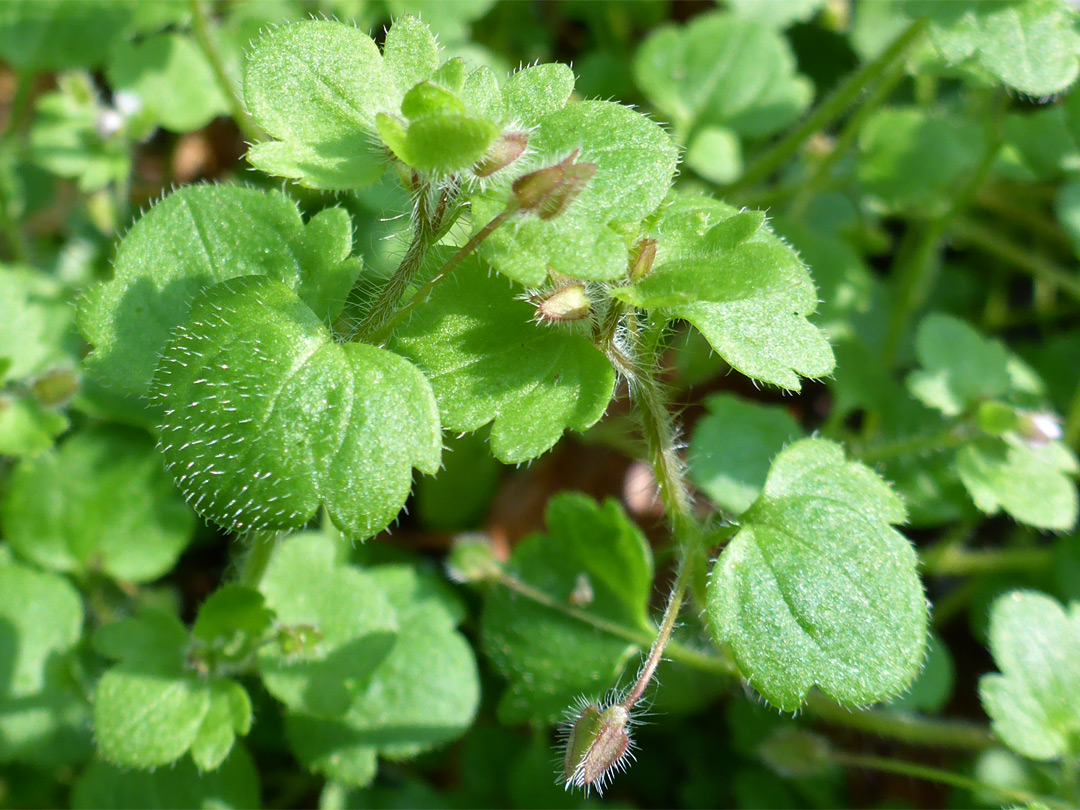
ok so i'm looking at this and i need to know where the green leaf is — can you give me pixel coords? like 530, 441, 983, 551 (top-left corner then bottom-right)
106, 33, 229, 133
707, 439, 928, 711
383, 15, 440, 94
857, 108, 986, 215
633, 12, 812, 139
416, 430, 500, 529
889, 630, 955, 713
0, 558, 88, 766
915, 0, 1080, 97
73, 746, 260, 809
0, 0, 132, 71
0, 266, 79, 383
472, 100, 678, 286
1, 425, 196, 583
956, 436, 1079, 531
391, 258, 615, 463
153, 276, 441, 538
192, 585, 274, 649
501, 63, 575, 127
906, 313, 1013, 417
481, 494, 654, 723
0, 395, 68, 459
386, 0, 495, 42
243, 20, 400, 189
284, 562, 478, 779
292, 562, 479, 763
191, 681, 252, 771
632, 197, 834, 390
684, 126, 743, 185
257, 531, 399, 717
78, 184, 359, 394
284, 713, 379, 787
727, 0, 827, 29
377, 108, 499, 173
0, 559, 83, 697
688, 394, 804, 515
92, 611, 214, 769
979, 590, 1080, 760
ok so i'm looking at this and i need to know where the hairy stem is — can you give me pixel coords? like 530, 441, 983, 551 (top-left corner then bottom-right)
239, 529, 281, 588
364, 203, 517, 345
829, 751, 1067, 809
189, 0, 264, 144
494, 569, 995, 750
351, 184, 454, 343
728, 17, 926, 194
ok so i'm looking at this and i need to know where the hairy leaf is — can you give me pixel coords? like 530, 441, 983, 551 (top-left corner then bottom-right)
622, 197, 834, 390
957, 436, 1079, 531
707, 439, 927, 711
472, 100, 678, 286
980, 590, 1080, 760
77, 185, 359, 394
152, 276, 440, 539
391, 258, 615, 463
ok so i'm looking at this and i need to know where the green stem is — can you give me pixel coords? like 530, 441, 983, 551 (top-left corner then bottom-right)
975, 186, 1075, 253
494, 569, 993, 749
922, 545, 1053, 577
790, 59, 908, 216
364, 203, 515, 345
189, 0, 263, 143
727, 17, 926, 194
952, 216, 1080, 303
882, 104, 1004, 366
1066, 378, 1080, 450
855, 425, 970, 463
808, 696, 994, 750
830, 751, 1067, 809
239, 530, 280, 588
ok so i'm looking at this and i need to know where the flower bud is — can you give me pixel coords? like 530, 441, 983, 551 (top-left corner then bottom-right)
445, 533, 502, 583
277, 623, 322, 656
30, 367, 79, 408
511, 149, 597, 220
563, 702, 633, 794
1017, 410, 1063, 446
473, 130, 528, 177
628, 238, 657, 282
535, 283, 591, 323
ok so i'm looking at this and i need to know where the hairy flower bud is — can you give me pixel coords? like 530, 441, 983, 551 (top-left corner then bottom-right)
473, 130, 528, 177
534, 283, 591, 323
628, 238, 657, 282
511, 149, 597, 220
562, 701, 633, 794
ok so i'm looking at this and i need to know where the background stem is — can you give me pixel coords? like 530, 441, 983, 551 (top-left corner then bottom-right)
189, 0, 264, 143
